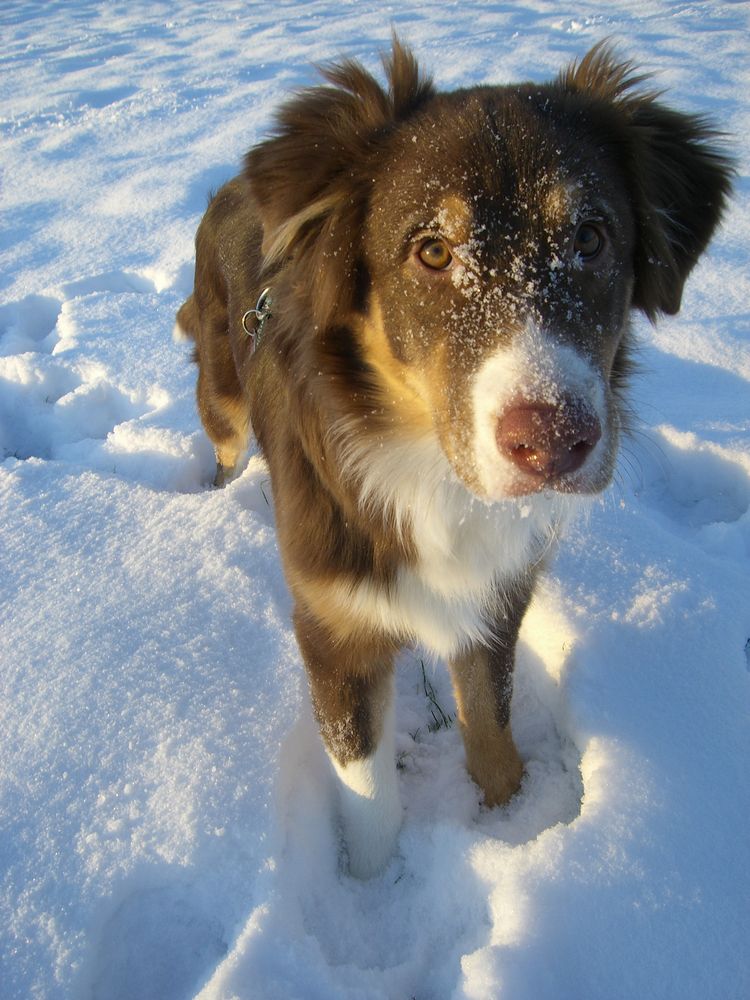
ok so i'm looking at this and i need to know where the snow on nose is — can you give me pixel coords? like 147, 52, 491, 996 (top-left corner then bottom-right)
496, 398, 601, 480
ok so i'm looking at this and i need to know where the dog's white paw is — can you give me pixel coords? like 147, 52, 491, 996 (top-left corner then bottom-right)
331, 700, 402, 879
338, 773, 402, 879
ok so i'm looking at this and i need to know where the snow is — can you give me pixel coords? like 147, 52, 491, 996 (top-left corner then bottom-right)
1, 1, 749, 998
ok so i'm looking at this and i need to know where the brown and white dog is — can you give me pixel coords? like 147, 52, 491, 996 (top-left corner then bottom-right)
176, 39, 731, 877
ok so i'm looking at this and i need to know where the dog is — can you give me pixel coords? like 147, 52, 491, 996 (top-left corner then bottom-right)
176, 38, 731, 877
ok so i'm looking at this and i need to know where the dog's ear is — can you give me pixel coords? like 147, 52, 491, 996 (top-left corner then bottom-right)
245, 36, 434, 328
562, 44, 733, 319
626, 100, 734, 317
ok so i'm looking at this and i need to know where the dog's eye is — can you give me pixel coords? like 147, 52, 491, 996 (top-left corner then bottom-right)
417, 238, 453, 270
573, 223, 604, 261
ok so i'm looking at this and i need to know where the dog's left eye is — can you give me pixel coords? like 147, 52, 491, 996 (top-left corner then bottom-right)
573, 223, 605, 261
417, 238, 453, 270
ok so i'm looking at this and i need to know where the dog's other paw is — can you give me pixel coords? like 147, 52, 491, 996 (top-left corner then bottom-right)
480, 758, 524, 811
212, 462, 238, 488
468, 726, 525, 810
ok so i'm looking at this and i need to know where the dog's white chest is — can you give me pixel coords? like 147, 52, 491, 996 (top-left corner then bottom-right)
350, 482, 574, 658
402, 491, 566, 656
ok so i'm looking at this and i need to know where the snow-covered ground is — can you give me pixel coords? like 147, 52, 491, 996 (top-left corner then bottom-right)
1, 2, 749, 998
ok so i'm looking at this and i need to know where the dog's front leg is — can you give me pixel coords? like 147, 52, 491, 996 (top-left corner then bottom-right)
449, 579, 534, 808
449, 641, 524, 808
294, 610, 401, 878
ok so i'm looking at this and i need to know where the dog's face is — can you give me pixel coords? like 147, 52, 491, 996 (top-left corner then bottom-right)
363, 92, 639, 501
247, 41, 731, 505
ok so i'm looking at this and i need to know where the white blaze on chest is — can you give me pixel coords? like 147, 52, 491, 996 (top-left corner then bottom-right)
338, 442, 576, 656
397, 486, 574, 657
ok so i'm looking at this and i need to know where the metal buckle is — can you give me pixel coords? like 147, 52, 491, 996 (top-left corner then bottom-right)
241, 286, 272, 351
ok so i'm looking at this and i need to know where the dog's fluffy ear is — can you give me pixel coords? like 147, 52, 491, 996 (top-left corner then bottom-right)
245, 36, 434, 328
626, 101, 734, 317
563, 43, 734, 319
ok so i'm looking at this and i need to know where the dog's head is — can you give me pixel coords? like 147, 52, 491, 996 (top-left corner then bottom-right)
246, 39, 732, 503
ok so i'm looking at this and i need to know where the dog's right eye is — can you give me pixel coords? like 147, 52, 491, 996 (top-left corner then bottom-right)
573, 222, 605, 262
417, 238, 453, 270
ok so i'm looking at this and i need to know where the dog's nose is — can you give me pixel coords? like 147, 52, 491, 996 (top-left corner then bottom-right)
496, 399, 601, 480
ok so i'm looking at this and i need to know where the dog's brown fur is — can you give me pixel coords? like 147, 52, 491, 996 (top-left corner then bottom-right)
177, 38, 731, 876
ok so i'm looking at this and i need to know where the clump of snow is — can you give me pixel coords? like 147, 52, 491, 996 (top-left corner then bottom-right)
1, 2, 749, 999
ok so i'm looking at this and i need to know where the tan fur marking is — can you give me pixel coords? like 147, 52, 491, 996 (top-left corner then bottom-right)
359, 295, 433, 425
435, 193, 473, 243
449, 644, 524, 807
290, 571, 397, 651
464, 718, 524, 808
215, 440, 244, 471
198, 383, 251, 469
544, 181, 576, 225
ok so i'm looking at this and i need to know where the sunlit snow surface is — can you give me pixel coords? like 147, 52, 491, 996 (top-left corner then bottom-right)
1, 2, 749, 998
